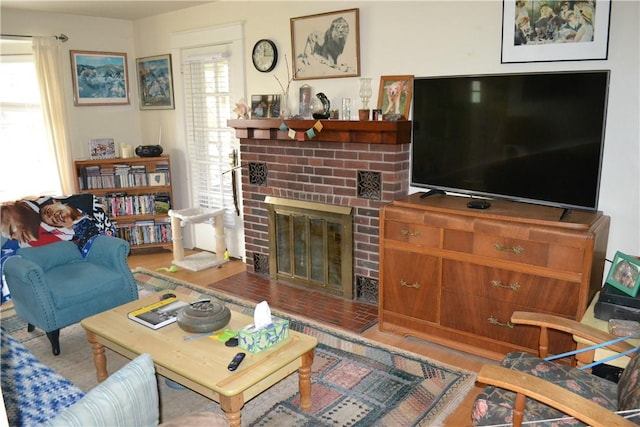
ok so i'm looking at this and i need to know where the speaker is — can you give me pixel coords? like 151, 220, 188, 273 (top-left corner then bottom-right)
135, 145, 163, 157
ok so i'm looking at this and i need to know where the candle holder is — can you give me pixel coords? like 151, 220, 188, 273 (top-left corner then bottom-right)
358, 77, 372, 120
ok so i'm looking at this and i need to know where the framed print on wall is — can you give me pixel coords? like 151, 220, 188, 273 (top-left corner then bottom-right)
291, 8, 360, 80
136, 54, 175, 110
377, 75, 413, 119
606, 252, 640, 297
502, 0, 611, 63
70, 51, 129, 106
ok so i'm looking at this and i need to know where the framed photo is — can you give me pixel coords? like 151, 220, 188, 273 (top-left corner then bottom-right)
89, 138, 116, 159
70, 51, 129, 106
147, 172, 168, 186
377, 75, 413, 119
606, 252, 640, 297
502, 0, 611, 63
291, 8, 360, 80
136, 54, 175, 110
251, 94, 282, 119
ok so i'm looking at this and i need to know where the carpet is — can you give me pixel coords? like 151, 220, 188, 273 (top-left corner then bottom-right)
2, 268, 476, 426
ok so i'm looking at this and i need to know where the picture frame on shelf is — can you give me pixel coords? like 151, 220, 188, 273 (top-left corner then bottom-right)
291, 8, 360, 80
606, 252, 640, 297
89, 138, 116, 159
251, 94, 281, 119
136, 54, 175, 110
70, 51, 129, 106
377, 75, 413, 119
502, 0, 611, 63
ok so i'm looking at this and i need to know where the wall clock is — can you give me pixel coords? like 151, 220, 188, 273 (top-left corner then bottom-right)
252, 39, 277, 73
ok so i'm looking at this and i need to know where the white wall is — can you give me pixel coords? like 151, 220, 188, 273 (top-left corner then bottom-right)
2, 1, 638, 261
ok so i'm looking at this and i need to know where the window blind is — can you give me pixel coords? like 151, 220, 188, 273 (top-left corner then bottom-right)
182, 51, 236, 227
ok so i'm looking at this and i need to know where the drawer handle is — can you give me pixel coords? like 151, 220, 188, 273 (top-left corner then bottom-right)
488, 316, 514, 329
494, 243, 524, 254
401, 229, 421, 237
490, 280, 521, 292
400, 279, 421, 289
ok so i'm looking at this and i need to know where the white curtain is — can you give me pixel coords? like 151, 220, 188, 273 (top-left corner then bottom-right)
32, 37, 74, 194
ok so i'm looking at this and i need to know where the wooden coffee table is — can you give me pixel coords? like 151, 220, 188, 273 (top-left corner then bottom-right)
81, 293, 317, 426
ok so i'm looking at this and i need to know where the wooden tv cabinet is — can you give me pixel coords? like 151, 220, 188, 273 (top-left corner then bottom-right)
378, 193, 610, 360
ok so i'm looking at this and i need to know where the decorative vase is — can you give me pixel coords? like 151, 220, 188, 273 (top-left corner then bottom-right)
280, 91, 292, 119
311, 92, 330, 119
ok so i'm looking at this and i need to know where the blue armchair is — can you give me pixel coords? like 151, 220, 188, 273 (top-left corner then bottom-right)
3, 236, 138, 355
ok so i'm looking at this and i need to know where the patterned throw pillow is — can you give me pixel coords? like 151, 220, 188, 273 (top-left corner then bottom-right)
43, 354, 159, 427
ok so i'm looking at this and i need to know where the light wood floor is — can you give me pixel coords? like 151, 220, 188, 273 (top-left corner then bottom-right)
128, 249, 495, 426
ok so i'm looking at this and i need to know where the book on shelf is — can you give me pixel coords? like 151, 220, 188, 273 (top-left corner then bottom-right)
128, 297, 188, 329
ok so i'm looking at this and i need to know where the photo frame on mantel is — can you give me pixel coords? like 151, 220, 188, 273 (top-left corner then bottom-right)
70, 50, 130, 106
291, 8, 360, 80
377, 75, 413, 119
502, 0, 611, 63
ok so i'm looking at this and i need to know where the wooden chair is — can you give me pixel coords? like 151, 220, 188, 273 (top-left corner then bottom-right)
472, 311, 640, 427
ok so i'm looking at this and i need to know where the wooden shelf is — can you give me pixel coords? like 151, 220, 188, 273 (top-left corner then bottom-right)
227, 119, 411, 144
73, 155, 173, 250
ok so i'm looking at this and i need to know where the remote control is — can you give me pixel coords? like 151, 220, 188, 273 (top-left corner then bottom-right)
227, 352, 246, 371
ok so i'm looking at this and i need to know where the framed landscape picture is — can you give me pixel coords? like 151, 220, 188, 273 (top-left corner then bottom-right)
502, 0, 611, 63
70, 51, 129, 106
606, 252, 640, 297
136, 54, 175, 110
291, 8, 360, 80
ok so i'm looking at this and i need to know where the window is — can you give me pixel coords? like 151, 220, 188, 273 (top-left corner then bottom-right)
182, 49, 235, 218
0, 42, 61, 202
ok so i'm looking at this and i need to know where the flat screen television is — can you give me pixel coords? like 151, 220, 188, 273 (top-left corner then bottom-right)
411, 70, 609, 212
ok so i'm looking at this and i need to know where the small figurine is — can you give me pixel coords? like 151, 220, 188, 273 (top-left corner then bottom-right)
233, 99, 250, 119
312, 92, 330, 119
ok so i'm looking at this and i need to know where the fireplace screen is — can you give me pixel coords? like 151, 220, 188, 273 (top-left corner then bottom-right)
266, 197, 353, 298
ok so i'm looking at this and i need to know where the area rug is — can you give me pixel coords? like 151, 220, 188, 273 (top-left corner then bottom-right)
2, 268, 476, 426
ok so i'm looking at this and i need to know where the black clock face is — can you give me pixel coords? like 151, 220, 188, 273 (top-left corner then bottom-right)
252, 39, 277, 72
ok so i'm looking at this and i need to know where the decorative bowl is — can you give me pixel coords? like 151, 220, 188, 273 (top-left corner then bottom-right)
176, 300, 231, 333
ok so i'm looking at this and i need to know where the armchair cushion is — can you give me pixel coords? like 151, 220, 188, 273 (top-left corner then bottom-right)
473, 351, 619, 426
618, 350, 640, 411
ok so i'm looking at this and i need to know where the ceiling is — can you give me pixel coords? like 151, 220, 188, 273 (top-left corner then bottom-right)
1, 1, 213, 21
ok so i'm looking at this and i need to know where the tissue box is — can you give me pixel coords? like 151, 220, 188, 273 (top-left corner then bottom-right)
238, 318, 289, 353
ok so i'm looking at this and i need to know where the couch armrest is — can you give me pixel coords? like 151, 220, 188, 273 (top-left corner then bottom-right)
85, 236, 130, 269
3, 256, 57, 327
85, 236, 137, 300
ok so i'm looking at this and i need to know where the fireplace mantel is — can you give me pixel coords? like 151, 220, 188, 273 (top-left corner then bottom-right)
227, 119, 411, 145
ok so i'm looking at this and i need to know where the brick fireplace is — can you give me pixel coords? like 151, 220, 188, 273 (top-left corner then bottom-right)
228, 119, 411, 302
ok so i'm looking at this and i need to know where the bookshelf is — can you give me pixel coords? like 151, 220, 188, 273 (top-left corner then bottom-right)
73, 156, 174, 250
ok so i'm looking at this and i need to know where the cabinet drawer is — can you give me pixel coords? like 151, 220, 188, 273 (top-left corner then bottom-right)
443, 229, 584, 272
384, 220, 441, 249
441, 291, 575, 352
381, 248, 439, 322
442, 260, 578, 316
